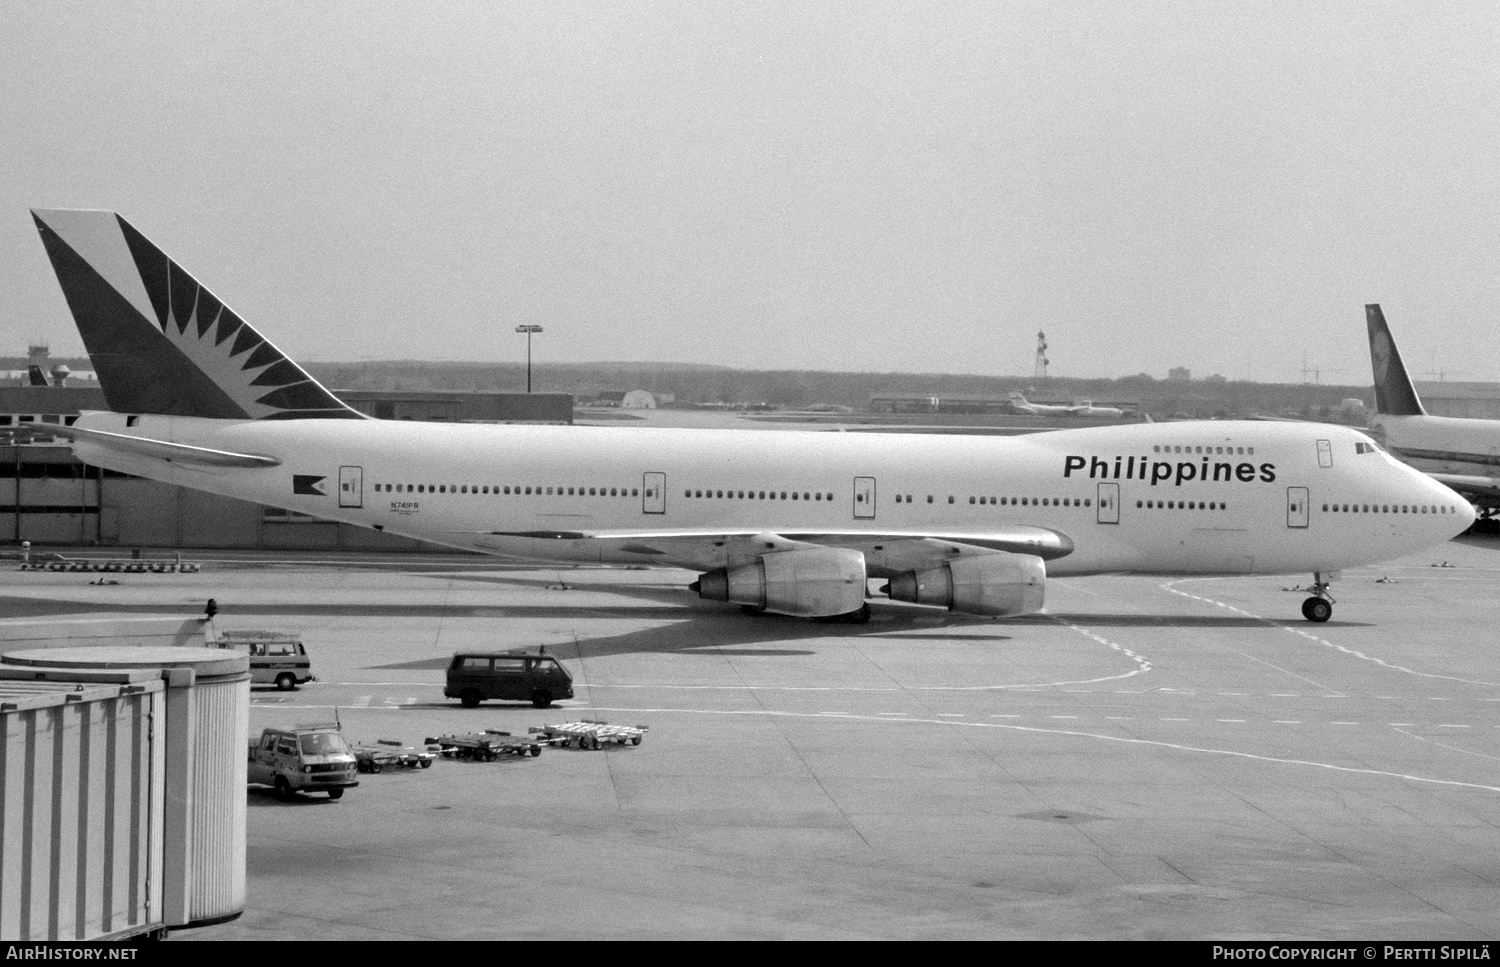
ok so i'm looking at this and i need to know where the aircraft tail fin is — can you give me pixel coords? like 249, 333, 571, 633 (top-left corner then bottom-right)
1365, 304, 1426, 417
31, 209, 363, 421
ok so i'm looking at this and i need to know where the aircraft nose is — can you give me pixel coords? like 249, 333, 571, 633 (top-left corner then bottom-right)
1456, 495, 1477, 531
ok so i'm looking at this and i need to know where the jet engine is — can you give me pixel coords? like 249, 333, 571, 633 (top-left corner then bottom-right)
883, 553, 1045, 616
692, 547, 867, 618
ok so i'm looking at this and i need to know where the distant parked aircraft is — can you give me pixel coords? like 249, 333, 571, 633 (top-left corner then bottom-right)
1366, 303, 1500, 517
1008, 392, 1124, 418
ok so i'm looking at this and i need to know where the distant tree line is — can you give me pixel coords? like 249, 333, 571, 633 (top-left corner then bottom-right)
306, 360, 1375, 421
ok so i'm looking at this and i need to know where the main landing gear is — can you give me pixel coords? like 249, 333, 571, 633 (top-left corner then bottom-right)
1300, 574, 1335, 623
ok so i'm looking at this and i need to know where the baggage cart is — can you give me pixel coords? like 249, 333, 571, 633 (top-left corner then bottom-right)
427, 729, 543, 760
352, 739, 438, 772
529, 720, 648, 750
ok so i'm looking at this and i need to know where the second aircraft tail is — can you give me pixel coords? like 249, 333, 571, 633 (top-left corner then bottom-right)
1365, 304, 1426, 417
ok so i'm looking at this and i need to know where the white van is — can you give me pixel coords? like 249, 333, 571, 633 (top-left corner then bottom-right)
213, 630, 315, 691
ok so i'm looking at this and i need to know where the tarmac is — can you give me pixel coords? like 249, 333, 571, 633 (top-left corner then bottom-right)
4, 535, 1500, 940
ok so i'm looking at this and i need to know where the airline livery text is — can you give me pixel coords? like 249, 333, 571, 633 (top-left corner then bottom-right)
1064, 454, 1277, 487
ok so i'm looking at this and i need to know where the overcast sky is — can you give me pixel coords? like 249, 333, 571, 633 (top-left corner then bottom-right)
2, 2, 1498, 383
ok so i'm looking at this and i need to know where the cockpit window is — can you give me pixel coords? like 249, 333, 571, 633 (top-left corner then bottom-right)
1354, 439, 1384, 455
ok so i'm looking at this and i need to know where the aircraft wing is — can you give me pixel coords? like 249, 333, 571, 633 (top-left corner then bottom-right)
470, 526, 1073, 572
0, 423, 281, 469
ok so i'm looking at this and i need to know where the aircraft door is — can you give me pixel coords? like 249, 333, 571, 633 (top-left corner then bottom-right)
1317, 440, 1333, 468
1096, 482, 1119, 524
339, 466, 363, 509
643, 472, 666, 514
853, 476, 876, 519
1287, 487, 1309, 528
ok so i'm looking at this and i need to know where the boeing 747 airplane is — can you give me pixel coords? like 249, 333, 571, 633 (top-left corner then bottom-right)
23, 210, 1474, 623
1366, 303, 1500, 518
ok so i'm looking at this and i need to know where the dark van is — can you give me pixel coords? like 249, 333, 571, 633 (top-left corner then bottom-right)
445, 650, 573, 708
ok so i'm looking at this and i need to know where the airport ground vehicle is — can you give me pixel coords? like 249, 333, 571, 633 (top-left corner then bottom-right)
530, 720, 647, 750
444, 649, 574, 708
429, 730, 543, 759
213, 630, 314, 690
352, 740, 437, 772
247, 726, 359, 801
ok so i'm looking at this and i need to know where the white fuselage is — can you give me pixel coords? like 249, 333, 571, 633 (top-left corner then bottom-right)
1370, 413, 1500, 491
70, 412, 1471, 579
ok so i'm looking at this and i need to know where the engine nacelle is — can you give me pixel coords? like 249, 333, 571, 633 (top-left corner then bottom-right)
693, 547, 867, 617
884, 553, 1045, 617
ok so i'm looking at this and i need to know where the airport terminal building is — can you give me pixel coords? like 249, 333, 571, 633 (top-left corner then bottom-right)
2, 380, 572, 551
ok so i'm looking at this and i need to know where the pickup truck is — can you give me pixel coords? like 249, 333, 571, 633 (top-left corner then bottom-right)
248, 726, 360, 801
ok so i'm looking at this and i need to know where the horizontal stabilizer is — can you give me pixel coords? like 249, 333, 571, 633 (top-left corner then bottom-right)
2, 422, 282, 468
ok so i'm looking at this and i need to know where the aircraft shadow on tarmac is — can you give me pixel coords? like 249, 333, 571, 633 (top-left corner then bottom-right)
2, 574, 1369, 668
1038, 612, 1371, 629
1452, 530, 1500, 551
0, 588, 1367, 637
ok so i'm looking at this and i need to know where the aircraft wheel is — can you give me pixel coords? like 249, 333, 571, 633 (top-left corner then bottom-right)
1301, 597, 1332, 623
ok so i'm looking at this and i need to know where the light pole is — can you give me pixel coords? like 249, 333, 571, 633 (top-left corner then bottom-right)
515, 325, 543, 393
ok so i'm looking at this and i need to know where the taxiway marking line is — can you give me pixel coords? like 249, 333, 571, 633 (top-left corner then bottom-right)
567, 705, 1500, 795
1163, 578, 1500, 688
248, 701, 1497, 735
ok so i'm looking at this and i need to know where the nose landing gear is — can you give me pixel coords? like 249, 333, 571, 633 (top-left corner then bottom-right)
1300, 574, 1335, 623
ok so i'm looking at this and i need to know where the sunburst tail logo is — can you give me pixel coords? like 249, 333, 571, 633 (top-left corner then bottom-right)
31, 209, 365, 421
